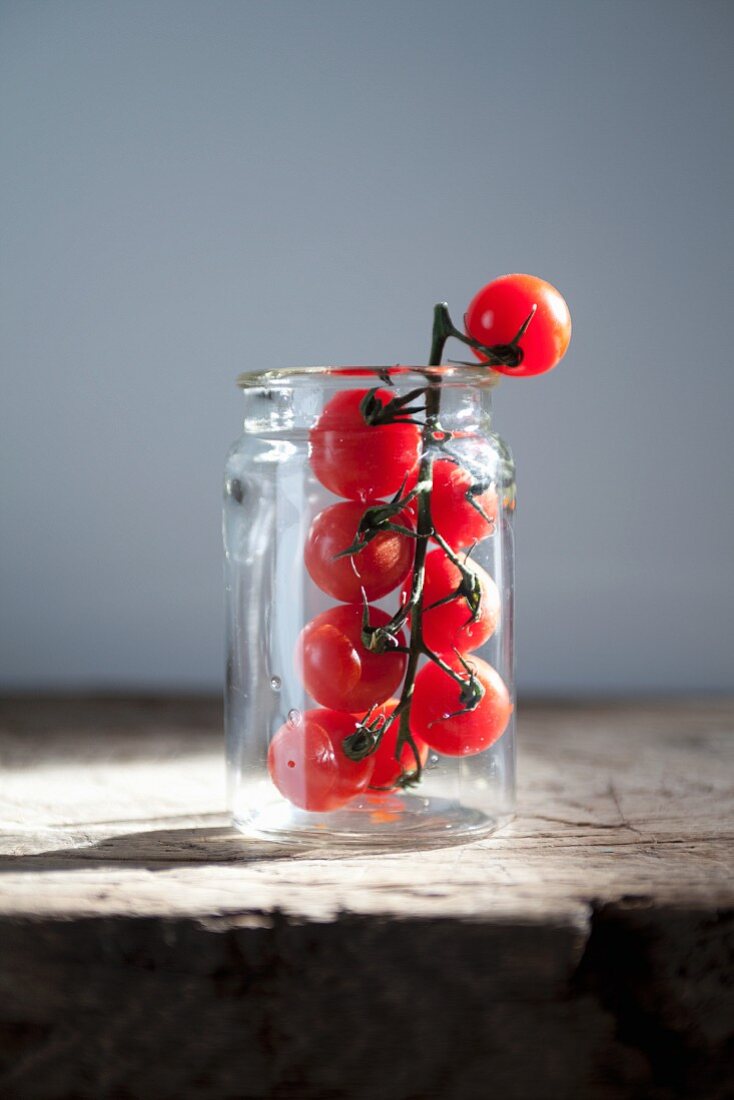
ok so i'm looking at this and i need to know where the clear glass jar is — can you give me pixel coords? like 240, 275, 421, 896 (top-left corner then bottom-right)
224, 366, 516, 848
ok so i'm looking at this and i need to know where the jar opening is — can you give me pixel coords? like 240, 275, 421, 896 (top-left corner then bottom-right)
236, 364, 501, 390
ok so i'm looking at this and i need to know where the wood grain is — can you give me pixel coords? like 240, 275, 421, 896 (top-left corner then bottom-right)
0, 696, 732, 1098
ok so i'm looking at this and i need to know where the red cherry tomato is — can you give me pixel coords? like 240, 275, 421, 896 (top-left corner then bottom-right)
410, 655, 512, 756
464, 274, 571, 377
309, 388, 421, 501
267, 708, 373, 811
310, 707, 376, 802
401, 548, 500, 654
297, 603, 406, 712
360, 698, 429, 790
430, 459, 497, 551
304, 500, 414, 603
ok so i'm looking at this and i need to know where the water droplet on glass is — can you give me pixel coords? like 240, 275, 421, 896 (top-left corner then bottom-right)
287, 708, 300, 727
270, 676, 281, 691
227, 478, 244, 503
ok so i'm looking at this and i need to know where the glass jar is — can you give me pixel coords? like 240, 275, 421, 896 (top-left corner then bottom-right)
223, 366, 516, 848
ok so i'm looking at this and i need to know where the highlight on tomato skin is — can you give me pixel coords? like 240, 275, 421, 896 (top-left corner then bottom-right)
430, 458, 498, 551
304, 500, 415, 603
309, 388, 421, 501
267, 708, 374, 812
400, 548, 500, 655
410, 655, 512, 757
296, 603, 407, 713
357, 698, 430, 790
464, 273, 571, 378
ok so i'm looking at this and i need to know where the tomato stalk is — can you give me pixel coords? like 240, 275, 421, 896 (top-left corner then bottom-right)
342, 382, 441, 783
387, 370, 441, 784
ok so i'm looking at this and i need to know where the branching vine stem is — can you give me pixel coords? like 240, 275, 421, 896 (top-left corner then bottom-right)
388, 370, 441, 782
342, 301, 534, 788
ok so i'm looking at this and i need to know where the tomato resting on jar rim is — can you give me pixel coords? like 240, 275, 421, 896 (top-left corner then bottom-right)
464, 273, 571, 377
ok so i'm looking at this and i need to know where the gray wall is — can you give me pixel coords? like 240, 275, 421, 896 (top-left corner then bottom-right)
2, 0, 733, 694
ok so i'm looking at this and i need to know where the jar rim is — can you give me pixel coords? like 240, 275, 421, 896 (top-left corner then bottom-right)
235, 364, 502, 389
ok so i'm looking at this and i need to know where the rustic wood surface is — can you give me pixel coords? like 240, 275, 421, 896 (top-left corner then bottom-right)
0, 696, 732, 1099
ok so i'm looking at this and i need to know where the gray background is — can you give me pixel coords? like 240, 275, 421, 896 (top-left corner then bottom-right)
1, 0, 732, 694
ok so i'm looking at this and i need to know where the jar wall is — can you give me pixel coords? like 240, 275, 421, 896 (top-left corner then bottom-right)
224, 369, 516, 847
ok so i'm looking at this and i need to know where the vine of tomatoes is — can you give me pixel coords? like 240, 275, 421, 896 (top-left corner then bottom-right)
268, 274, 571, 810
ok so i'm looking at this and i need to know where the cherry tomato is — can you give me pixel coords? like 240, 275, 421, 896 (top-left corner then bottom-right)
464, 274, 571, 377
267, 708, 373, 812
310, 707, 376, 802
430, 459, 497, 551
304, 500, 414, 603
401, 548, 500, 654
310, 388, 421, 501
297, 603, 406, 712
359, 698, 429, 790
410, 654, 512, 756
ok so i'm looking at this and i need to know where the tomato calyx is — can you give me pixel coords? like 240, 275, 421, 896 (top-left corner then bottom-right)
431, 650, 486, 719
360, 386, 428, 427
342, 698, 426, 791
424, 538, 484, 625
342, 703, 387, 760
332, 484, 418, 561
429, 301, 537, 370
465, 478, 496, 527
360, 595, 410, 656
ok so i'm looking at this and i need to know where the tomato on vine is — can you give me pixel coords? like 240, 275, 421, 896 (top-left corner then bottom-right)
401, 548, 500, 654
310, 388, 420, 500
297, 603, 406, 712
268, 708, 373, 812
430, 459, 497, 551
304, 500, 414, 603
464, 274, 571, 377
410, 655, 512, 756
359, 698, 429, 790
248, 270, 574, 827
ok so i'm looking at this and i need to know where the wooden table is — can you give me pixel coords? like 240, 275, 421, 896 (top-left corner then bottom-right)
1, 696, 732, 1099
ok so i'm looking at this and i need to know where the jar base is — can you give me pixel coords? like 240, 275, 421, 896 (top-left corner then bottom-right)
233, 793, 512, 851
